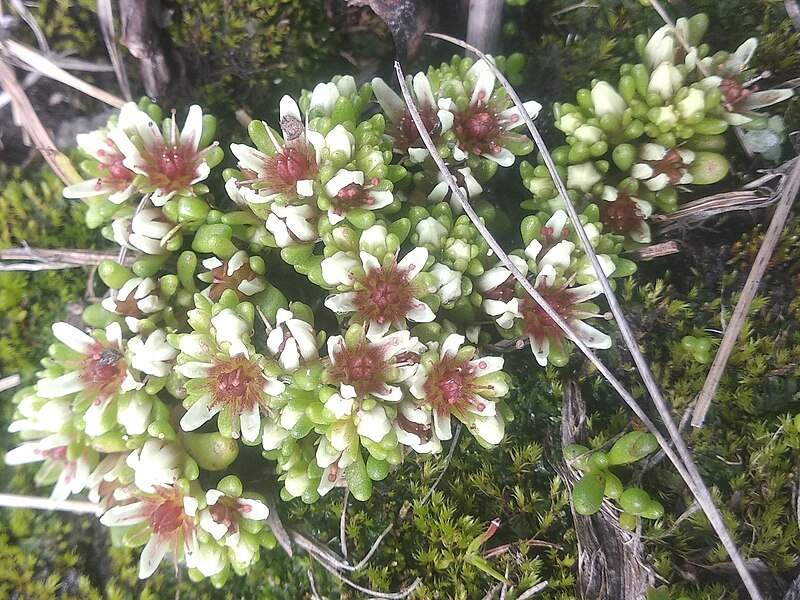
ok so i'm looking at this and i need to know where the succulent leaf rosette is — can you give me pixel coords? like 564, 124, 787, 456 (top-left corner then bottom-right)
522, 13, 792, 245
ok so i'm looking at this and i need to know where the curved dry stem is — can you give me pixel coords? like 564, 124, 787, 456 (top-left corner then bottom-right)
395, 48, 763, 599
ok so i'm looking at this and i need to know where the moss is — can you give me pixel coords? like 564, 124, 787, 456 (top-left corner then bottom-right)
167, 1, 343, 118
0, 162, 99, 378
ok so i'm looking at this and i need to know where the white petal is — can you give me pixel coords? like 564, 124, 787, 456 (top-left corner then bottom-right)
324, 169, 363, 197
486, 147, 515, 167
412, 72, 435, 109
356, 405, 391, 442
37, 371, 84, 398
139, 534, 170, 579
238, 497, 269, 520
433, 411, 452, 441
279, 95, 302, 122
180, 105, 204, 149
239, 404, 262, 443
398, 246, 428, 279
471, 355, 503, 375
474, 414, 504, 445
324, 292, 357, 314
180, 396, 221, 432
471, 70, 496, 105
100, 501, 147, 527
52, 322, 93, 353
371, 77, 406, 123
572, 320, 612, 349
231, 143, 268, 175
439, 334, 464, 359
531, 335, 549, 367
406, 300, 435, 323
176, 361, 212, 379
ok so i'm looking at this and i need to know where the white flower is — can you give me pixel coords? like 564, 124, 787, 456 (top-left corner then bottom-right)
110, 104, 213, 206
408, 334, 507, 445
128, 329, 178, 377
649, 63, 684, 101
63, 103, 139, 203
265, 201, 318, 247
199, 251, 267, 300
36, 322, 140, 429
177, 309, 285, 442
430, 263, 462, 305
518, 265, 612, 366
102, 277, 166, 332
266, 308, 319, 372
126, 439, 184, 493
372, 74, 455, 162
4, 432, 93, 501
591, 81, 626, 119
198, 488, 269, 568
322, 169, 393, 225
428, 166, 483, 214
476, 256, 527, 330
323, 245, 435, 340
100, 483, 199, 578
112, 207, 174, 255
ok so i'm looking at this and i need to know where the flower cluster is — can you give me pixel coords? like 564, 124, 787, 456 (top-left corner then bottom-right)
521, 14, 792, 245
5, 54, 622, 582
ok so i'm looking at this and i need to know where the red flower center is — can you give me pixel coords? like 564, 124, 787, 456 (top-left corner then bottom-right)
353, 258, 419, 327
150, 498, 186, 535
643, 148, 686, 184
422, 353, 489, 418
598, 193, 644, 236
720, 79, 752, 106
208, 259, 261, 301
209, 498, 240, 535
80, 341, 127, 402
96, 142, 135, 189
394, 109, 437, 152
276, 147, 312, 184
520, 284, 576, 349
205, 355, 269, 425
327, 338, 393, 398
331, 179, 380, 215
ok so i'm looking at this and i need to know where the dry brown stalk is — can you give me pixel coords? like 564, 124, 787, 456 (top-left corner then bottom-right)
0, 57, 81, 185
0, 245, 136, 270
691, 156, 800, 426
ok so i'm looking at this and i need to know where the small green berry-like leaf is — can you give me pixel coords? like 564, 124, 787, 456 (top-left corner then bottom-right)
607, 431, 659, 466
572, 473, 605, 515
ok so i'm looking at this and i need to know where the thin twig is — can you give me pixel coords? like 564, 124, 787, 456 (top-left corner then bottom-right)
420, 423, 462, 506
499, 560, 510, 600
398, 48, 763, 599
1, 246, 135, 267
0, 374, 21, 393
8, 0, 49, 54
96, 0, 132, 101
308, 542, 422, 600
308, 568, 324, 600
692, 157, 800, 426
0, 57, 81, 185
516, 581, 549, 599
0, 493, 97, 513
2, 39, 124, 107
340, 488, 349, 560
481, 583, 502, 600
